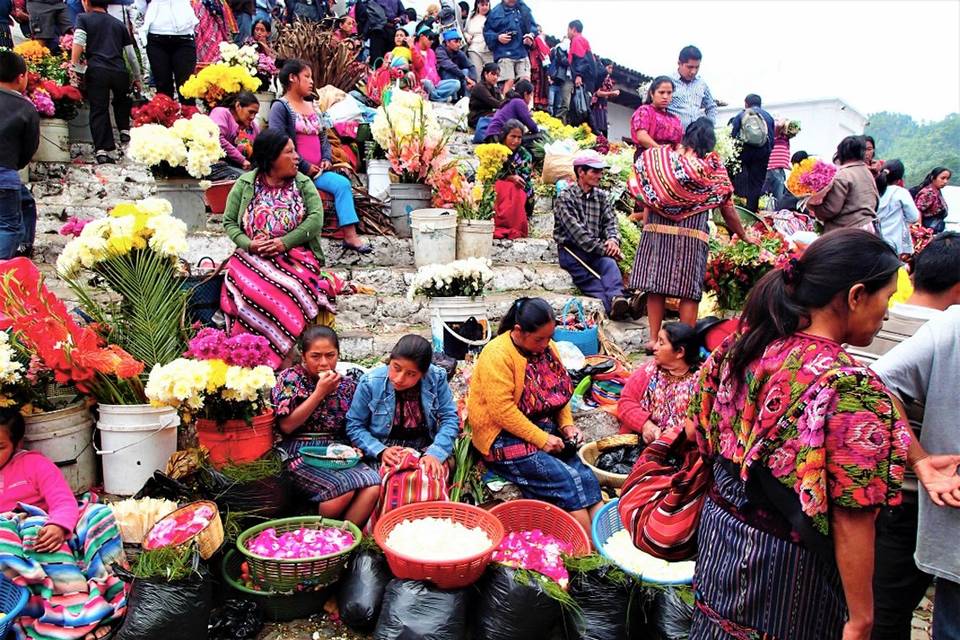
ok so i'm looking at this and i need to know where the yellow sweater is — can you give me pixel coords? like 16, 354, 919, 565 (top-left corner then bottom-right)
467, 332, 574, 455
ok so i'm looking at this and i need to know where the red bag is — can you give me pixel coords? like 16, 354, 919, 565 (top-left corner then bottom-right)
617, 426, 710, 562
493, 179, 528, 240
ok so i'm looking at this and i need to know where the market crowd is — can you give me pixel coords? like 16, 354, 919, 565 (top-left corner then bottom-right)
0, 1, 959, 640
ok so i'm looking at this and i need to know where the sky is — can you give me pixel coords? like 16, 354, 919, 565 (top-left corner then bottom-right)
406, 0, 960, 122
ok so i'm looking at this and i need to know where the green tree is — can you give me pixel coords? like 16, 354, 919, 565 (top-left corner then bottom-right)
866, 112, 960, 188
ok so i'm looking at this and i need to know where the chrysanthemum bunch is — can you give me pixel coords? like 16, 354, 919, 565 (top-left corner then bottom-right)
217, 42, 260, 77
146, 329, 276, 422
127, 114, 224, 178
407, 257, 495, 300
180, 63, 261, 106
786, 157, 838, 198
532, 110, 596, 148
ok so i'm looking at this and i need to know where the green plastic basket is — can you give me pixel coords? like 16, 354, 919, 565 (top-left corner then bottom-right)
236, 516, 361, 592
300, 445, 362, 470
221, 549, 328, 621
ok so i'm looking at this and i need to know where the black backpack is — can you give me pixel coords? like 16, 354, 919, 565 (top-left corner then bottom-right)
356, 0, 389, 37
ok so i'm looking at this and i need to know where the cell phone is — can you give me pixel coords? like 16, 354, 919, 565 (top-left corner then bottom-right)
506, 31, 517, 37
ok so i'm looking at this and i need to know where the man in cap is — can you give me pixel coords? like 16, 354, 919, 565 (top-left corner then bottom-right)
554, 150, 629, 320
435, 28, 475, 100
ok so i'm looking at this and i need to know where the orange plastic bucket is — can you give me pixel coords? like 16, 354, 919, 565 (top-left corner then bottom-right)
196, 411, 276, 468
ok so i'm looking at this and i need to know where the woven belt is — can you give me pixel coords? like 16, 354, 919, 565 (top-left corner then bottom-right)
644, 223, 709, 243
484, 441, 539, 462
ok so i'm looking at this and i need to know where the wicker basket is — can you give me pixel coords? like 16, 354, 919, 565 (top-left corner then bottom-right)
374, 501, 504, 589
236, 516, 361, 592
596, 433, 640, 452
142, 500, 224, 560
0, 576, 29, 638
490, 499, 591, 556
578, 441, 629, 488
221, 549, 327, 621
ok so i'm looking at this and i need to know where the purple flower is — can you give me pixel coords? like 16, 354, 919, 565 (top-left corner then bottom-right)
185, 327, 228, 361
224, 333, 271, 367
59, 217, 91, 237
30, 90, 55, 117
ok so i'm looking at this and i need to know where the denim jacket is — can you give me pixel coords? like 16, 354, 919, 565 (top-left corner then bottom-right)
345, 364, 460, 463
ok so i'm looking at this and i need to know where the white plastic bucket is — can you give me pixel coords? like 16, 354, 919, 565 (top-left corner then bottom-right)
35, 118, 70, 163
23, 402, 97, 495
389, 183, 432, 238
411, 208, 458, 268
456, 219, 494, 259
255, 91, 275, 131
155, 179, 207, 231
96, 405, 180, 496
428, 295, 488, 353
366, 159, 391, 201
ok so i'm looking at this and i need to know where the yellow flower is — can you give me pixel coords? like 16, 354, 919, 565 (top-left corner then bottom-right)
206, 359, 228, 393
14, 40, 50, 62
474, 143, 512, 184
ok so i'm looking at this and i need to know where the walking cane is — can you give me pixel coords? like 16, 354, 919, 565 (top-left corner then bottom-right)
561, 245, 602, 281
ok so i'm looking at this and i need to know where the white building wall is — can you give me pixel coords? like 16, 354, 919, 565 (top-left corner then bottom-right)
716, 99, 868, 160
608, 102, 635, 144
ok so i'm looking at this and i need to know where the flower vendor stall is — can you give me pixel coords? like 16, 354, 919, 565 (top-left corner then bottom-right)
704, 227, 790, 314
448, 143, 511, 259
179, 62, 261, 109
15, 40, 83, 162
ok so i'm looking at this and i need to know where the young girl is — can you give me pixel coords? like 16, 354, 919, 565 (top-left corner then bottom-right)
0, 408, 127, 639
272, 327, 380, 526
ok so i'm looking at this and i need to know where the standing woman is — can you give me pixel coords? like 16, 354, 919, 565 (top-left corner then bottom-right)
688, 230, 912, 640
913, 167, 952, 233
589, 59, 618, 138
467, 298, 602, 534
208, 91, 260, 181
192, 0, 236, 64
464, 0, 492, 81
875, 159, 920, 259
629, 117, 753, 351
135, 0, 198, 103
808, 135, 879, 235
630, 76, 683, 157
269, 59, 370, 253
273, 327, 381, 526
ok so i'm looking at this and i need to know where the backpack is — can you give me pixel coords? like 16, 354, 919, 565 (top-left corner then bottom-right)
357, 0, 388, 37
739, 108, 769, 147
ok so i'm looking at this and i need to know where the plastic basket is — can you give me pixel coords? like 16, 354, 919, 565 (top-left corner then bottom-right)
142, 500, 224, 560
0, 576, 29, 638
374, 501, 504, 589
300, 445, 361, 470
221, 549, 327, 622
591, 499, 693, 585
236, 516, 361, 592
490, 499, 591, 556
578, 441, 629, 488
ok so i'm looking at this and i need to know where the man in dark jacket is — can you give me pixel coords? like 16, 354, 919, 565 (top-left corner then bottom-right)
483, 0, 535, 95
729, 93, 776, 212
0, 50, 39, 259
436, 29, 475, 100
228, 0, 254, 43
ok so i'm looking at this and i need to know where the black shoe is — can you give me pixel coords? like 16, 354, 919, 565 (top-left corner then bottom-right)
95, 153, 115, 165
14, 244, 33, 259
629, 292, 646, 320
341, 241, 373, 255
119, 132, 131, 145
609, 296, 630, 321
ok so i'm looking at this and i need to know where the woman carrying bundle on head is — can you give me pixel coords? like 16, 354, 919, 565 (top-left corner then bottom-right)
272, 327, 381, 527
467, 297, 601, 534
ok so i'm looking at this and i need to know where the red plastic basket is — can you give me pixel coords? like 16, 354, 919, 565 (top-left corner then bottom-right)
203, 180, 235, 215
374, 501, 504, 589
490, 499, 591, 557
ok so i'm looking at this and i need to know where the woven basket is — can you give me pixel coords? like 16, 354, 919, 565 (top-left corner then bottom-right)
578, 441, 629, 488
374, 501, 504, 589
236, 516, 361, 592
221, 549, 327, 621
596, 434, 640, 452
0, 576, 28, 638
490, 499, 591, 556
142, 500, 224, 560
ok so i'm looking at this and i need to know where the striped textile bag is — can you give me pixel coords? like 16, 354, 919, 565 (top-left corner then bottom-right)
363, 451, 449, 535
617, 426, 709, 562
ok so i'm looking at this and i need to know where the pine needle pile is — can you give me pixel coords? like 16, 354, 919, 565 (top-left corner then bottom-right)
275, 21, 367, 92
130, 544, 198, 581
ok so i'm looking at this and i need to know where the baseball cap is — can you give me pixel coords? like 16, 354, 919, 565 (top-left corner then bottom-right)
572, 150, 608, 170
442, 29, 462, 42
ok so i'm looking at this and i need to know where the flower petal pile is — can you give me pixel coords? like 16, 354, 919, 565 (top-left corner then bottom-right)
144, 503, 216, 548
245, 527, 355, 559
492, 529, 572, 588
385, 517, 492, 561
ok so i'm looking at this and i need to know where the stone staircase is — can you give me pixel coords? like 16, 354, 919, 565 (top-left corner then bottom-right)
27, 143, 649, 363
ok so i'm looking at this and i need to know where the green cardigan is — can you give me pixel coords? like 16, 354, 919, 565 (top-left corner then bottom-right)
222, 170, 326, 264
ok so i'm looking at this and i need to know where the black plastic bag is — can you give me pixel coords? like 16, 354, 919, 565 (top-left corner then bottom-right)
198, 464, 290, 518
374, 579, 468, 640
569, 87, 592, 126
338, 549, 392, 632
565, 566, 631, 640
651, 587, 694, 640
134, 470, 198, 502
114, 567, 213, 640
473, 565, 560, 640
208, 599, 263, 640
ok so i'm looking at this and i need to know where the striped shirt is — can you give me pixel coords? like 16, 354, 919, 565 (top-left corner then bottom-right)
667, 73, 717, 131
767, 136, 791, 171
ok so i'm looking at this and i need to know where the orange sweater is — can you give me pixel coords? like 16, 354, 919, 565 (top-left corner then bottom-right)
467, 333, 574, 455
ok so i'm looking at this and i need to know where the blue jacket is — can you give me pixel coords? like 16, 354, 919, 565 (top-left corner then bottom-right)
483, 0, 535, 62
345, 364, 460, 463
436, 44, 475, 93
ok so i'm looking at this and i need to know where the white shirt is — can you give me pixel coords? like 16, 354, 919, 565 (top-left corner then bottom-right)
876, 184, 921, 256
135, 0, 199, 36
465, 14, 488, 54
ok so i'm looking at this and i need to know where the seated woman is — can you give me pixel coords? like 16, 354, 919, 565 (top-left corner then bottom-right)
221, 129, 343, 369
345, 335, 460, 530
493, 119, 534, 240
273, 327, 380, 526
618, 322, 699, 442
208, 91, 260, 181
250, 18, 276, 59
468, 62, 502, 141
483, 80, 539, 143
467, 298, 602, 533
0, 409, 127, 639
269, 59, 371, 254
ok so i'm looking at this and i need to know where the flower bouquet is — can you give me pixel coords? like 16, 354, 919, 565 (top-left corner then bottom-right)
0, 259, 147, 404
57, 198, 190, 370
179, 62, 261, 108
132, 94, 199, 128
786, 157, 838, 198
532, 111, 596, 148
452, 143, 512, 220
714, 125, 743, 175
370, 89, 454, 185
407, 258, 495, 300
14, 40, 68, 85
127, 113, 224, 178
14, 41, 82, 120
217, 42, 260, 78
704, 230, 790, 313
0, 332, 25, 408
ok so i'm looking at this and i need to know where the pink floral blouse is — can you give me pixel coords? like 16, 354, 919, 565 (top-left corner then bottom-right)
631, 105, 684, 148
691, 332, 910, 536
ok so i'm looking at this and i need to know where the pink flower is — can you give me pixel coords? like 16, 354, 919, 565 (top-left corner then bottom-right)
30, 89, 55, 117
796, 389, 833, 448
224, 333, 271, 367
59, 216, 91, 237
766, 439, 802, 479
185, 327, 229, 361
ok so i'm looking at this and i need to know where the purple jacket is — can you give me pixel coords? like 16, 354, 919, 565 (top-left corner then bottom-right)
210, 106, 260, 167
484, 98, 539, 140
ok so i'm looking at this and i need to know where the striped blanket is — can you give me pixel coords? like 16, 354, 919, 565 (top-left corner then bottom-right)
0, 498, 128, 640
628, 146, 734, 220
220, 246, 344, 369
